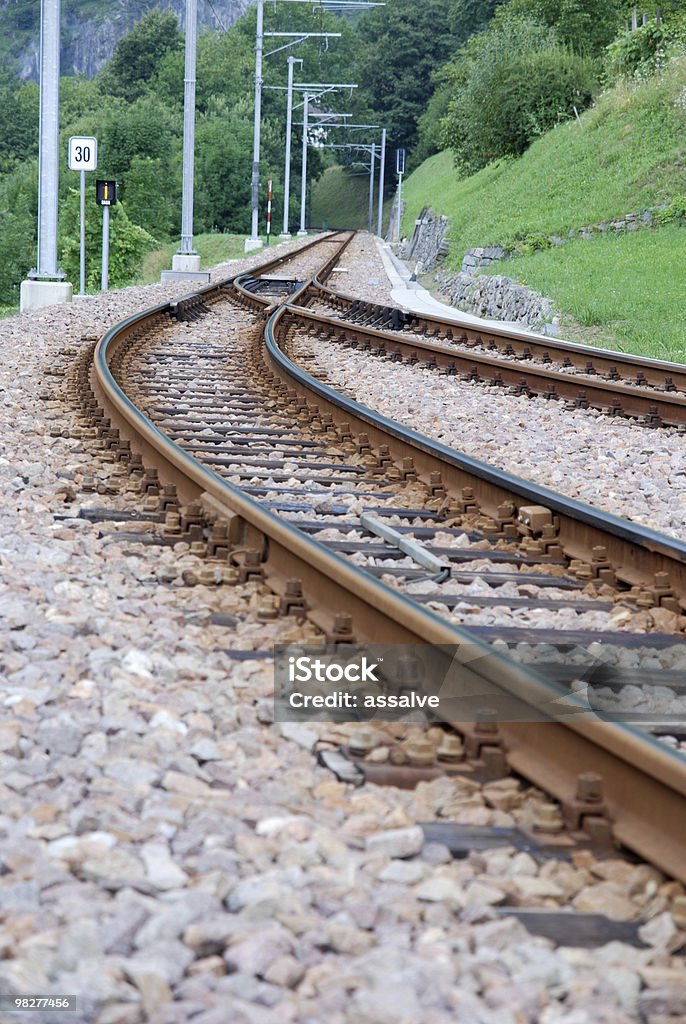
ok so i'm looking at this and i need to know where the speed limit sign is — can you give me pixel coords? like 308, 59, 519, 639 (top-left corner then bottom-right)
68, 136, 98, 172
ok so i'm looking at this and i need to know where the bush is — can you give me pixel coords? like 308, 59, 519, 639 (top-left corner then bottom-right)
59, 194, 158, 291
606, 17, 686, 81
442, 16, 597, 172
655, 194, 686, 224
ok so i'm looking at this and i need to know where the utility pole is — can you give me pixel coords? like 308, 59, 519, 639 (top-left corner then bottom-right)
248, 0, 381, 250
248, 0, 265, 249
163, 0, 209, 282
376, 127, 386, 237
367, 142, 375, 233
281, 55, 300, 237
298, 92, 310, 235
21, 0, 72, 312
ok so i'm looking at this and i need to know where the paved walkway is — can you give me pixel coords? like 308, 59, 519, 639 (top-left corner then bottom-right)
375, 240, 542, 338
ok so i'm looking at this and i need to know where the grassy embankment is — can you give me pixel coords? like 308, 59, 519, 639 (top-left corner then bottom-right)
311, 164, 394, 233
401, 61, 686, 360
137, 233, 250, 284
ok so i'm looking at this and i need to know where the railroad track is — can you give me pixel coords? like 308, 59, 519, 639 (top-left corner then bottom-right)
298, 278, 686, 428
68, 229, 686, 883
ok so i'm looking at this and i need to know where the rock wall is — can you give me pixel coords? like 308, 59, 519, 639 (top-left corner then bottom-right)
434, 270, 554, 330
12, 0, 254, 81
399, 208, 449, 270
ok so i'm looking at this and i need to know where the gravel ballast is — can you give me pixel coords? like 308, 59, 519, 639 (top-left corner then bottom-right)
0, 239, 685, 1023
311, 234, 686, 541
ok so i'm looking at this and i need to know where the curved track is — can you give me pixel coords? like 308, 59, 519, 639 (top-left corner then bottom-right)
298, 280, 686, 428
73, 230, 686, 882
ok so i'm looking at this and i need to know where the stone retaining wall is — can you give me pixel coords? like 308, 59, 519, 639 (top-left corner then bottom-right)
434, 270, 554, 329
399, 208, 449, 269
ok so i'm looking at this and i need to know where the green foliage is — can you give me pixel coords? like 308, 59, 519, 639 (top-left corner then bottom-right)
442, 14, 597, 172
606, 17, 686, 80
98, 94, 180, 177
354, 0, 488, 156
400, 57, 686, 256
655, 194, 686, 223
59, 191, 158, 290
122, 155, 180, 238
504, 226, 686, 361
0, 80, 38, 173
415, 67, 455, 162
0, 164, 36, 307
505, 0, 624, 55
98, 9, 183, 102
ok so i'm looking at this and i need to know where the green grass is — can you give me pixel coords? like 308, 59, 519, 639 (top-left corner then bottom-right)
311, 164, 394, 232
400, 59, 686, 360
402, 59, 686, 263
500, 225, 686, 361
136, 233, 250, 284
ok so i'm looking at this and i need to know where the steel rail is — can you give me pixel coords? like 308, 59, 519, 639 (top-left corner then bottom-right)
307, 278, 686, 396
279, 304, 686, 427
88, 232, 686, 882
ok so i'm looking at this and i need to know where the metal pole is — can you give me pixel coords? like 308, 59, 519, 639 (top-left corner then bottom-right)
36, 0, 61, 278
79, 169, 85, 294
250, 0, 264, 240
376, 127, 386, 237
397, 171, 403, 240
299, 92, 309, 234
179, 0, 197, 254
367, 142, 375, 233
101, 205, 110, 292
282, 55, 296, 235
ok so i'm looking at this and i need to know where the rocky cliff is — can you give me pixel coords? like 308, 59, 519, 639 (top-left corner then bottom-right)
2, 0, 254, 81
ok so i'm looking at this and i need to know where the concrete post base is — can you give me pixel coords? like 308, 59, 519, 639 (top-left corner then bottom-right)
160, 270, 211, 284
20, 279, 73, 313
172, 253, 201, 272
244, 237, 264, 253
279, 232, 292, 240
296, 229, 308, 237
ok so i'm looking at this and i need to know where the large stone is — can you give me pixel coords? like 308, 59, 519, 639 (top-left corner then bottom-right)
573, 883, 638, 921
365, 826, 424, 859
140, 842, 188, 891
223, 929, 292, 976
413, 877, 465, 908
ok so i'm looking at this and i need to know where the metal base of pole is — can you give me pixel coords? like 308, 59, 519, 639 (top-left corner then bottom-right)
20, 278, 73, 313
244, 237, 264, 253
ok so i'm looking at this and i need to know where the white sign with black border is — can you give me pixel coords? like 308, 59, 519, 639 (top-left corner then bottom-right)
68, 136, 98, 172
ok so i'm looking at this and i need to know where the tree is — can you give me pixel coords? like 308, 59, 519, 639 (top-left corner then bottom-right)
353, 0, 502, 156
98, 10, 183, 103
504, 0, 624, 55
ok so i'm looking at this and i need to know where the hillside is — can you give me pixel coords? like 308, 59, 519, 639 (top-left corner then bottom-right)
400, 58, 686, 359
0, 0, 253, 80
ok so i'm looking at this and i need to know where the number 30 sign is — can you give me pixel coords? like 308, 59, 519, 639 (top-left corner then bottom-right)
68, 136, 98, 172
